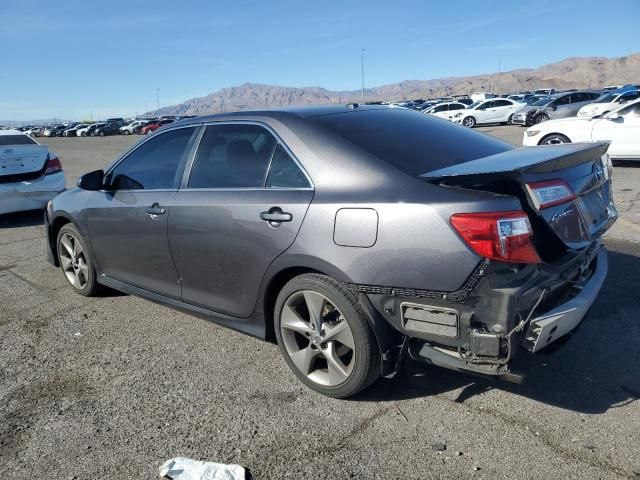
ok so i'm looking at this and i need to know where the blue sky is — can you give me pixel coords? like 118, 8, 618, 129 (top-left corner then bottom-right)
1, 0, 639, 121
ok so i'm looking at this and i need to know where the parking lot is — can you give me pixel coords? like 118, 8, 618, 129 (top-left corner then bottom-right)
1, 126, 639, 479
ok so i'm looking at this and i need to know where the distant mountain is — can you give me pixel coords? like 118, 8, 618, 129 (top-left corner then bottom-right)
152, 53, 640, 116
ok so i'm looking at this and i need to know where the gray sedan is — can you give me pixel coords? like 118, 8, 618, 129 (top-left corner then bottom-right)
511, 91, 602, 126
45, 106, 617, 398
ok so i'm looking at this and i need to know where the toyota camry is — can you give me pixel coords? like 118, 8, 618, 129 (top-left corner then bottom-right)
45, 105, 617, 398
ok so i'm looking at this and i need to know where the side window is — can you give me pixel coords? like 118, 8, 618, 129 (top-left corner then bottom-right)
478, 101, 493, 110
266, 145, 311, 189
494, 99, 512, 107
571, 93, 588, 103
187, 124, 277, 188
450, 104, 464, 111
107, 127, 196, 190
554, 95, 570, 106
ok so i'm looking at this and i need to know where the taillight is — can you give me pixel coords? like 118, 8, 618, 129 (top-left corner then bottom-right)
450, 211, 541, 264
525, 179, 575, 210
45, 156, 62, 175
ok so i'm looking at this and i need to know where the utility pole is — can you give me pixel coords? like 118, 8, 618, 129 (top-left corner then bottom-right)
156, 88, 160, 112
361, 48, 366, 104
497, 57, 502, 94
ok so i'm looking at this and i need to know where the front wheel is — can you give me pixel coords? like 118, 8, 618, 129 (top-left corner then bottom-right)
56, 224, 101, 296
539, 133, 571, 145
274, 274, 381, 398
534, 113, 550, 124
462, 116, 476, 128
98, 131, 105, 137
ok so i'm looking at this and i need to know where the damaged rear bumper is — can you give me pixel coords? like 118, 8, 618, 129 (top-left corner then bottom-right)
363, 245, 608, 380
522, 247, 607, 352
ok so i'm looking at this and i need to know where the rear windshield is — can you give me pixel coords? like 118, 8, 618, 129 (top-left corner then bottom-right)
312, 109, 512, 176
0, 134, 37, 146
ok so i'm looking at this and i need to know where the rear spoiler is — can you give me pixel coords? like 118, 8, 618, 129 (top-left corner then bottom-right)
420, 142, 610, 179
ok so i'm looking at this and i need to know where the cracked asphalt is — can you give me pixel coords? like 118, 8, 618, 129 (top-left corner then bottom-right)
1, 127, 639, 479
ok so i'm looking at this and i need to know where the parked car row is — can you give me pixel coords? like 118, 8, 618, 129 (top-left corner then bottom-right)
413, 85, 640, 129
3, 115, 199, 139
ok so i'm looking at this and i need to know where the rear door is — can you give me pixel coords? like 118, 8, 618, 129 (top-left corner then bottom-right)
85, 126, 199, 298
593, 101, 640, 158
493, 99, 515, 122
168, 122, 314, 317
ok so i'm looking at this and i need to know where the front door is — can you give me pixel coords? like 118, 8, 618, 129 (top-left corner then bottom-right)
168, 124, 314, 317
593, 102, 640, 158
86, 126, 199, 298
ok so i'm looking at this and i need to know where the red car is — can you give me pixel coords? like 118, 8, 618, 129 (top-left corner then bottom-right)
140, 119, 174, 135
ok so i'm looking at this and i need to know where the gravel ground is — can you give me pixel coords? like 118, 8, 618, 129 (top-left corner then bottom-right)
1, 127, 639, 479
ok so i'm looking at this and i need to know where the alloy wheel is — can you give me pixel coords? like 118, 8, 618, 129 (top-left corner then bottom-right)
463, 117, 475, 128
541, 135, 568, 145
279, 290, 356, 387
58, 232, 89, 289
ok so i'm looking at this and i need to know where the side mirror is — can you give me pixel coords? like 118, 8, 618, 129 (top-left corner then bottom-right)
77, 169, 104, 191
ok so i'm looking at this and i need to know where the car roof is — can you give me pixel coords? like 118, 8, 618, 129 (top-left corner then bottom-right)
170, 104, 399, 128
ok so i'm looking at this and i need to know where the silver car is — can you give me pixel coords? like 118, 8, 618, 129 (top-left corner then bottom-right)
45, 106, 616, 398
511, 91, 602, 126
0, 129, 65, 215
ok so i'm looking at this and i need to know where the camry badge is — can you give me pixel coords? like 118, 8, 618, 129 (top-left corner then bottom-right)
594, 163, 604, 182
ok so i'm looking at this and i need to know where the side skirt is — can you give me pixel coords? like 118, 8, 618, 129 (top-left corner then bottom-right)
98, 275, 267, 340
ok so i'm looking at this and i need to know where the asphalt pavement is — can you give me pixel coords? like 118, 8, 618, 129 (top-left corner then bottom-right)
1, 127, 639, 479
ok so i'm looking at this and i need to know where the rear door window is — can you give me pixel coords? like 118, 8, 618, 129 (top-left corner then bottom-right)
187, 123, 277, 188
265, 145, 311, 188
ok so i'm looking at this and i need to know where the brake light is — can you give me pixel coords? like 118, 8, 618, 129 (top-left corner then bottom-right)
450, 211, 541, 264
525, 180, 575, 210
45, 156, 62, 175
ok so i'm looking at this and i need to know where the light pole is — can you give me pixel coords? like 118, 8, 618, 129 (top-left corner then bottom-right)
156, 88, 160, 112
361, 48, 366, 104
497, 58, 502, 94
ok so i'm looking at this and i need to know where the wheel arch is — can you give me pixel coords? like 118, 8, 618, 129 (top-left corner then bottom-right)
538, 132, 572, 145
48, 214, 73, 267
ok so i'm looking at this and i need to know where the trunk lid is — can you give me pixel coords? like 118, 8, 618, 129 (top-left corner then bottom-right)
0, 145, 50, 178
422, 142, 617, 255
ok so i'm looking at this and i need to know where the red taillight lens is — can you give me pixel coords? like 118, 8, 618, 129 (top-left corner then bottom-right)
525, 179, 575, 210
450, 211, 541, 264
45, 156, 62, 175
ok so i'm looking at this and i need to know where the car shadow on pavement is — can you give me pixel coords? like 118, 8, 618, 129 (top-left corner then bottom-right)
359, 245, 640, 415
0, 209, 45, 228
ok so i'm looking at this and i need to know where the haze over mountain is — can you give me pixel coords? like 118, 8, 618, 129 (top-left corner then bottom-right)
151, 53, 640, 116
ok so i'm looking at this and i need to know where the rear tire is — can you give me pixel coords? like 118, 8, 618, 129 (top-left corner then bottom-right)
539, 133, 571, 145
274, 273, 381, 398
56, 224, 102, 297
462, 116, 476, 128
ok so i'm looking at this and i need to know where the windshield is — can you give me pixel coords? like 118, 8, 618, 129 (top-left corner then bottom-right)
595, 93, 616, 103
468, 101, 481, 109
0, 134, 38, 146
531, 96, 552, 106
312, 109, 512, 176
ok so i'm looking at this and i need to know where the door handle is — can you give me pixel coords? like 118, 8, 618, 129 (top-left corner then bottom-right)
145, 203, 166, 217
260, 208, 292, 224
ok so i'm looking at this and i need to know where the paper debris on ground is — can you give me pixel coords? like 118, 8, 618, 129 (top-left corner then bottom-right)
159, 457, 246, 480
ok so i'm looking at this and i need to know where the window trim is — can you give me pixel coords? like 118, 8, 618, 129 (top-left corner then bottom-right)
102, 124, 202, 193
179, 120, 314, 192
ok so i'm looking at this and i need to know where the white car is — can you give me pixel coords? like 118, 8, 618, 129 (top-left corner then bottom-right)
120, 120, 146, 135
577, 90, 640, 118
454, 98, 526, 127
0, 129, 66, 215
523, 99, 640, 159
422, 102, 467, 121
76, 124, 96, 137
